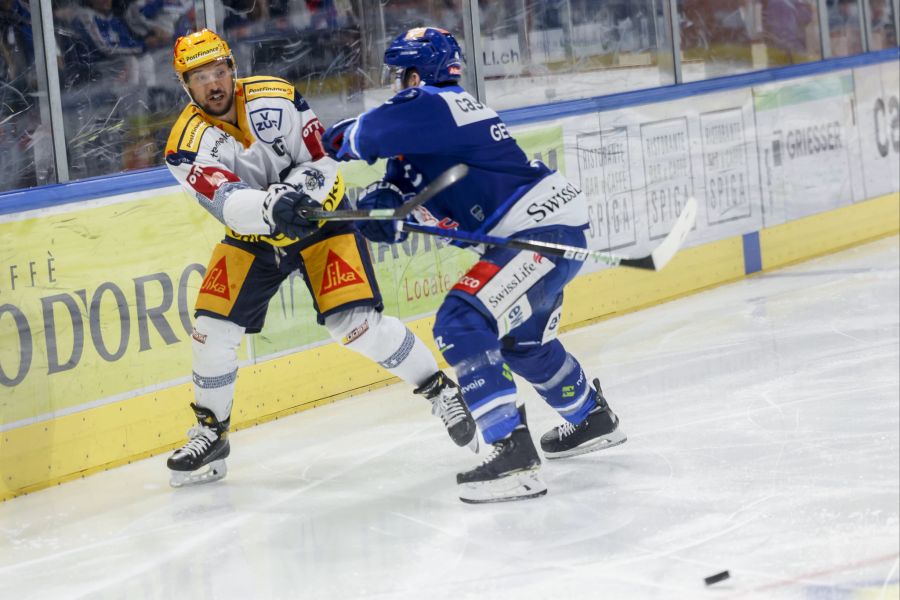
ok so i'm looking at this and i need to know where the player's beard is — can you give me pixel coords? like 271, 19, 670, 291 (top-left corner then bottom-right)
194, 86, 235, 117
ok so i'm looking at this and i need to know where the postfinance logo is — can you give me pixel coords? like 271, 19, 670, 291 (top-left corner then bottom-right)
502, 362, 513, 382
200, 257, 231, 299
320, 250, 363, 295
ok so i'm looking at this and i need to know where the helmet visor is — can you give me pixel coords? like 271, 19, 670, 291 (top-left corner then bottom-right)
185, 58, 233, 85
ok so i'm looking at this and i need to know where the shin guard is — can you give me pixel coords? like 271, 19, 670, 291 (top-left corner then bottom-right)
191, 316, 244, 423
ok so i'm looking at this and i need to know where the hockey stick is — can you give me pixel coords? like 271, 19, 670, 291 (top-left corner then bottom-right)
399, 197, 698, 271
295, 164, 469, 221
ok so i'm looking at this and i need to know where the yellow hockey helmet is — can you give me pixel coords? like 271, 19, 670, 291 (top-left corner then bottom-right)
173, 29, 233, 80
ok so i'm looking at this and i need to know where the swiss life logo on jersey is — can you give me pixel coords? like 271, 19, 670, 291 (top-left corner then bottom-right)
477, 252, 555, 315
200, 257, 231, 300
320, 250, 364, 295
249, 108, 284, 143
452, 261, 501, 295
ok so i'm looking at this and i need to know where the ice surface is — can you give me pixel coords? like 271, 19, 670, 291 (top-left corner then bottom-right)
1, 236, 898, 600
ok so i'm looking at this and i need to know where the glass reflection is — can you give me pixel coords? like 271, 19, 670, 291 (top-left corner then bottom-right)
0, 0, 54, 192
867, 0, 898, 48
52, 0, 197, 180
827, 0, 864, 56
215, 0, 466, 127
680, 0, 823, 82
478, 0, 675, 110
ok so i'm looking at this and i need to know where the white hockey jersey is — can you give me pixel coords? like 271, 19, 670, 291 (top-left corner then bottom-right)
165, 75, 344, 246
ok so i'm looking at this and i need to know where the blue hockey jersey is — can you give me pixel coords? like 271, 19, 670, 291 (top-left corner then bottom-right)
344, 84, 588, 240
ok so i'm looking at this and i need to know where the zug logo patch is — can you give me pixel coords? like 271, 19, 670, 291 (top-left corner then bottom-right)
302, 169, 326, 191
249, 108, 284, 143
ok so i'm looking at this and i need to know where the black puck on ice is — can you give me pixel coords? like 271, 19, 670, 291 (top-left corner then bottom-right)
704, 570, 730, 586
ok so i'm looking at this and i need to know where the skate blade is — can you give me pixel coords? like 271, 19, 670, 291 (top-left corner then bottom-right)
459, 469, 547, 504
544, 428, 628, 460
169, 459, 228, 488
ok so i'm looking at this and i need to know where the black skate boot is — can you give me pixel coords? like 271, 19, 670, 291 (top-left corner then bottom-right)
457, 406, 547, 504
167, 403, 231, 487
415, 371, 478, 452
540, 379, 627, 459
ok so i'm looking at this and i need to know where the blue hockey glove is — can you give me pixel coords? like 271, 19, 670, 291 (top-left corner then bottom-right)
264, 184, 321, 239
355, 181, 409, 244
321, 118, 358, 162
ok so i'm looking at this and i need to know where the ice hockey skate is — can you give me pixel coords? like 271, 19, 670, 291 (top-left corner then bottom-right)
540, 379, 627, 459
457, 406, 546, 504
168, 403, 231, 487
415, 371, 479, 451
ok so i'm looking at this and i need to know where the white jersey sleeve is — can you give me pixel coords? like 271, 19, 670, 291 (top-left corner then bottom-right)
164, 77, 331, 236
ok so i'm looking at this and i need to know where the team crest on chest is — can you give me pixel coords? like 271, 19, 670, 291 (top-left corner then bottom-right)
249, 108, 284, 143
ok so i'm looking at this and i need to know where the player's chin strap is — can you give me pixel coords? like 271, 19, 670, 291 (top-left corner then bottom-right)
400, 197, 698, 271
294, 164, 469, 221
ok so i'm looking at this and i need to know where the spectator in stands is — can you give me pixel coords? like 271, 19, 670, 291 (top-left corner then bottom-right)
307, 0, 337, 30
763, 0, 815, 61
827, 0, 863, 55
71, 0, 144, 62
869, 0, 898, 47
680, 0, 749, 50
61, 0, 145, 178
124, 0, 194, 49
0, 0, 39, 191
221, 0, 269, 34
0, 0, 31, 84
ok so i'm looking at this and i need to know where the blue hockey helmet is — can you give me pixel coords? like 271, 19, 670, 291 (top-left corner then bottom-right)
383, 27, 463, 87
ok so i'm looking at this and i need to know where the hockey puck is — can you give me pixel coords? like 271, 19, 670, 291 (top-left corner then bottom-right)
704, 570, 730, 586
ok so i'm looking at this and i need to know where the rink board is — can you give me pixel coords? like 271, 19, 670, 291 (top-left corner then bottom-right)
2, 193, 896, 500
1, 55, 898, 500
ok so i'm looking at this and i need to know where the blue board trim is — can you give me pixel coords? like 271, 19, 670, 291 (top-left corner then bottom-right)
743, 231, 763, 274
1, 48, 896, 216
0, 167, 178, 216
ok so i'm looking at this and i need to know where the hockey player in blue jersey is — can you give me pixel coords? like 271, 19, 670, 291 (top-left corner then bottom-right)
321, 27, 627, 503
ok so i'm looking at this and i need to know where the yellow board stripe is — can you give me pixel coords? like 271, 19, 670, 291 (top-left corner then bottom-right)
2, 195, 898, 501
761, 193, 900, 271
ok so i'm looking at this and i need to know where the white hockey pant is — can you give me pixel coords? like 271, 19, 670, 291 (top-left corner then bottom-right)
324, 306, 437, 387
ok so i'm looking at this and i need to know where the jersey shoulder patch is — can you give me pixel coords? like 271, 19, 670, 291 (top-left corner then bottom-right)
240, 76, 294, 102
437, 90, 498, 127
166, 104, 211, 155
293, 90, 311, 112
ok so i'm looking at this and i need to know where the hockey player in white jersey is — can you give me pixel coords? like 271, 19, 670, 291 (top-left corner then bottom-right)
163, 29, 476, 487
322, 27, 627, 503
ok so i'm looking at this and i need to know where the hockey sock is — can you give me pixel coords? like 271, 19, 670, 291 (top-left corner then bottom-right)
505, 340, 594, 425
191, 315, 244, 424
452, 351, 519, 443
434, 297, 519, 443
324, 306, 438, 387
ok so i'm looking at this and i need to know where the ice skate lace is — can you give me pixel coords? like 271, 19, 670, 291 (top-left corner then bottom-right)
180, 425, 218, 458
557, 421, 577, 439
432, 390, 467, 427
479, 442, 505, 467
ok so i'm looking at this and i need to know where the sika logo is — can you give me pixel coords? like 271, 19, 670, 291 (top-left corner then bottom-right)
320, 250, 363, 295
200, 257, 231, 299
